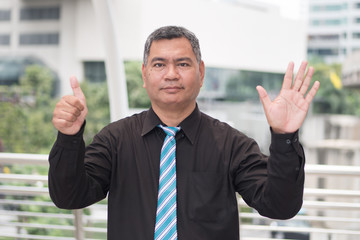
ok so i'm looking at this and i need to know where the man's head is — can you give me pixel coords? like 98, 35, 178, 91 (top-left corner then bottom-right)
143, 26, 202, 66
141, 26, 205, 118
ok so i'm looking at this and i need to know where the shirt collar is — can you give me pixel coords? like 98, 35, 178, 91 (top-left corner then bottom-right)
178, 104, 201, 145
141, 107, 162, 136
141, 104, 202, 145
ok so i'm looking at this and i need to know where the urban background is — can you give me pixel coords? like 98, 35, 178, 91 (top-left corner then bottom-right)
0, 0, 360, 239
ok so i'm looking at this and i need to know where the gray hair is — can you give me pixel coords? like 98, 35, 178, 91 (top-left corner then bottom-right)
143, 26, 202, 66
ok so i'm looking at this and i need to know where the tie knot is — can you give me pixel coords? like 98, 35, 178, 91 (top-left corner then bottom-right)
158, 125, 181, 137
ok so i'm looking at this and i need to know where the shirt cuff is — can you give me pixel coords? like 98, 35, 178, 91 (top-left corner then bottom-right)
270, 128, 301, 154
56, 121, 86, 149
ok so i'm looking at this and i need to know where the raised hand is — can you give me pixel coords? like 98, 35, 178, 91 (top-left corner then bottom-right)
52, 76, 88, 135
256, 61, 320, 134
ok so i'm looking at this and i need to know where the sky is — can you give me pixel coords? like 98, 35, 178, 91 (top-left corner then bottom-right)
256, 0, 307, 20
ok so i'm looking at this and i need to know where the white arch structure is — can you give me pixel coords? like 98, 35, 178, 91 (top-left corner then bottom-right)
91, 0, 129, 122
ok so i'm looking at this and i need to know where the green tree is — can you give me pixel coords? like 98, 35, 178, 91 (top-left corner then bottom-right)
0, 100, 27, 152
0, 65, 57, 153
310, 62, 360, 115
225, 70, 283, 102
79, 81, 111, 145
125, 61, 151, 108
19, 64, 56, 106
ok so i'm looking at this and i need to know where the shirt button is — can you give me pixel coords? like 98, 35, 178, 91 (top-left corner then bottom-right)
286, 139, 291, 145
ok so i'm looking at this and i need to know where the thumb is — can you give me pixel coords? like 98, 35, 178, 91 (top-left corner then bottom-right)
256, 85, 271, 110
70, 76, 85, 102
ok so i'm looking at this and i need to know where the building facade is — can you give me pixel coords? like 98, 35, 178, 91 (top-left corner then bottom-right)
307, 0, 360, 63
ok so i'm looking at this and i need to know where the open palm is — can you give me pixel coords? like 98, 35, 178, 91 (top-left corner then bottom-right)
256, 61, 320, 134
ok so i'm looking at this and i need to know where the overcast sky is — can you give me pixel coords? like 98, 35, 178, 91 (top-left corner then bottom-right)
256, 0, 308, 20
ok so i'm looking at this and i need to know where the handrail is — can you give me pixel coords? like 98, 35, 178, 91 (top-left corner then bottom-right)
304, 188, 360, 198
0, 185, 48, 195
0, 173, 48, 183
0, 152, 48, 165
239, 212, 360, 224
238, 199, 360, 210
305, 164, 360, 176
241, 224, 360, 235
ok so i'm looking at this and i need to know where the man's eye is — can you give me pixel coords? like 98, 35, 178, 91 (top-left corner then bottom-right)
154, 63, 164, 67
179, 63, 190, 67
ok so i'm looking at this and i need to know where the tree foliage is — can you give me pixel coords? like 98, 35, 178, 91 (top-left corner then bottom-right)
310, 61, 360, 115
225, 70, 283, 102
0, 65, 57, 153
125, 61, 151, 108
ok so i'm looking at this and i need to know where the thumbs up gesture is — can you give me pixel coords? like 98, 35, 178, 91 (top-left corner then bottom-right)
52, 76, 88, 135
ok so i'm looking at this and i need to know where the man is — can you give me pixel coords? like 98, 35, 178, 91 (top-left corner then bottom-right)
49, 26, 320, 239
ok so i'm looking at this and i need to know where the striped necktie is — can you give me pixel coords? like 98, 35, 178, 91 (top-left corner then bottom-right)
154, 125, 181, 240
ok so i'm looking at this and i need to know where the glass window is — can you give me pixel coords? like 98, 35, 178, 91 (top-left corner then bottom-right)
320, 48, 339, 56
0, 9, 11, 21
19, 33, 59, 45
0, 34, 10, 45
84, 61, 107, 83
308, 48, 339, 56
308, 35, 339, 40
326, 5, 342, 11
310, 4, 346, 12
326, 19, 343, 25
353, 32, 360, 39
311, 19, 344, 26
20, 6, 60, 20
201, 67, 283, 102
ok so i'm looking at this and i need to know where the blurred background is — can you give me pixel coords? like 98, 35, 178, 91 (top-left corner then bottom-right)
0, 0, 360, 239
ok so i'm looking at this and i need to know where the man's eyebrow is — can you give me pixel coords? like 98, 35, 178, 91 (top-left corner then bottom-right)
149, 57, 194, 64
175, 57, 193, 62
150, 57, 166, 64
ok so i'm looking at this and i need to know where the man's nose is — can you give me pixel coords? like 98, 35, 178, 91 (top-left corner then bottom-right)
165, 64, 180, 80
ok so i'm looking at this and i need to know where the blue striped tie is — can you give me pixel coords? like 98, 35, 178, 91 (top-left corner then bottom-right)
154, 125, 181, 240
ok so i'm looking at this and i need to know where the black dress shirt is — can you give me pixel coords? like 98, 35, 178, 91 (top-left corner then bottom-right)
48, 105, 305, 240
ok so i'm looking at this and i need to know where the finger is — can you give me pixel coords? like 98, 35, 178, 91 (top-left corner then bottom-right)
59, 103, 82, 117
70, 76, 86, 102
62, 95, 84, 112
299, 66, 314, 95
292, 61, 308, 91
282, 62, 294, 90
52, 118, 77, 133
53, 100, 81, 120
305, 81, 320, 104
256, 85, 271, 110
53, 110, 79, 122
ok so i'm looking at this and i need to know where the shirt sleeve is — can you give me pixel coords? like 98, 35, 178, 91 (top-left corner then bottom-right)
48, 122, 110, 209
233, 129, 304, 220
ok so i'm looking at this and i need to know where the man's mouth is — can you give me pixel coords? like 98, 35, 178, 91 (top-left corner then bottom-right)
161, 86, 183, 92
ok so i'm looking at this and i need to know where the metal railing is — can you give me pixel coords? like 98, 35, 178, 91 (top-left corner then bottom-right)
1, 153, 360, 240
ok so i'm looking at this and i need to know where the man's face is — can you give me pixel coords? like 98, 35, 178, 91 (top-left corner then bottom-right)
142, 37, 205, 111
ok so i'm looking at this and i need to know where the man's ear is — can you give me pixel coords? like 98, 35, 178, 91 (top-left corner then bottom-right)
199, 60, 205, 87
142, 63, 146, 88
